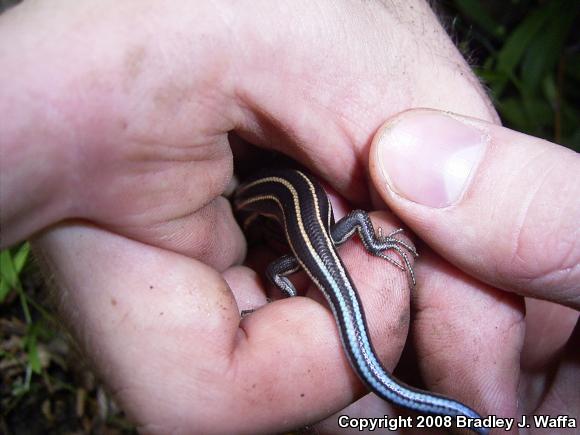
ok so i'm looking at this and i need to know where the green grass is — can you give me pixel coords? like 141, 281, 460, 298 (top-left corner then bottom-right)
1, 1, 579, 433
1, 245, 135, 433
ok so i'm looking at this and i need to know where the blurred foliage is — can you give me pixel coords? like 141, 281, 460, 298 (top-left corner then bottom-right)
1, 0, 578, 434
443, 0, 580, 150
1, 245, 134, 434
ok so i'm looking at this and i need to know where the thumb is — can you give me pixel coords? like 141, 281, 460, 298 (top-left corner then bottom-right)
369, 108, 579, 309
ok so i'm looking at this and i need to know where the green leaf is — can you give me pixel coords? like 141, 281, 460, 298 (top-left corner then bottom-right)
522, 96, 553, 134
475, 68, 510, 97
495, 2, 556, 95
542, 74, 557, 105
0, 244, 29, 302
0, 275, 11, 301
0, 250, 18, 301
0, 249, 18, 287
453, 0, 504, 38
26, 333, 42, 374
498, 98, 530, 132
14, 243, 30, 272
521, 0, 580, 92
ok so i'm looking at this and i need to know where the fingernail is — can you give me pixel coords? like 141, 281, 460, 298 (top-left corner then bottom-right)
376, 110, 488, 208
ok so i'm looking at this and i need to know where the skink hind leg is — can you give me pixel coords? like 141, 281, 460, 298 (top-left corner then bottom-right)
266, 254, 301, 297
241, 254, 300, 317
330, 210, 418, 287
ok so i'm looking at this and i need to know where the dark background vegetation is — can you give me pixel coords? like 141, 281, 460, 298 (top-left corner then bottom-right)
1, 0, 578, 434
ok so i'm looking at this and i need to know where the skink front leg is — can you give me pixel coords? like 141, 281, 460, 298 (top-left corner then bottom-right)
330, 210, 418, 286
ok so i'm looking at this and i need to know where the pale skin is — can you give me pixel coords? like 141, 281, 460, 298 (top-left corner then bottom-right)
0, 1, 578, 434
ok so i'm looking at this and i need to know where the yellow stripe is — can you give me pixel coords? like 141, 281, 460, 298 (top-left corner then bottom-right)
294, 171, 352, 290
237, 176, 327, 291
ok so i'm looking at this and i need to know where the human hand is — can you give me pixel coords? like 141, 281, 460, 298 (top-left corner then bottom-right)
1, 1, 501, 433
327, 108, 578, 434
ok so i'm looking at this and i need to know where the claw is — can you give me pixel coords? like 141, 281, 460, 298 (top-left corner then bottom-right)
392, 238, 418, 257
377, 252, 405, 270
385, 228, 405, 238
375, 228, 417, 288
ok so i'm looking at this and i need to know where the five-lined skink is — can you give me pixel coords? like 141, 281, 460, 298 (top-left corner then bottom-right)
234, 168, 488, 435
